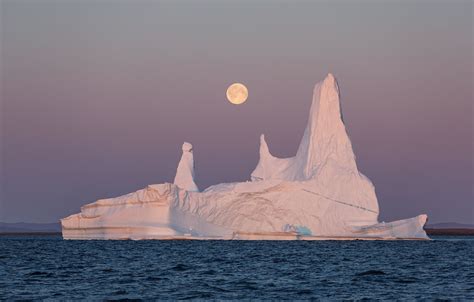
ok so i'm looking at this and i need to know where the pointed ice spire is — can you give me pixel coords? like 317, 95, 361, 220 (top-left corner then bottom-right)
259, 134, 270, 155
251, 73, 358, 181
251, 134, 295, 181
251, 135, 273, 181
296, 73, 357, 178
174, 142, 199, 192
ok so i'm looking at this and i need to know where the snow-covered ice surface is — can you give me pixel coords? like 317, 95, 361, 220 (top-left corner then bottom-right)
61, 74, 429, 240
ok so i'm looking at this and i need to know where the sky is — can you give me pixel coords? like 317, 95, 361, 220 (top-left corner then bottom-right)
1, 0, 472, 224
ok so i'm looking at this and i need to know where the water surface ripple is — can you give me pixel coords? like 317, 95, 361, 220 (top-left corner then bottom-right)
0, 235, 473, 300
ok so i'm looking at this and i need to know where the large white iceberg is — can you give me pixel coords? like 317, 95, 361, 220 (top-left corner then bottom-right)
61, 74, 429, 240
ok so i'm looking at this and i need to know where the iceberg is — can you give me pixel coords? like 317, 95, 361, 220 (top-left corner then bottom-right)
61, 74, 429, 240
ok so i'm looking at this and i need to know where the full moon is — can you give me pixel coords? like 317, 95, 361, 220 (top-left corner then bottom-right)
226, 83, 248, 105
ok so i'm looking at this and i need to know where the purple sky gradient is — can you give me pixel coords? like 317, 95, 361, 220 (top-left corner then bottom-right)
1, 1, 472, 223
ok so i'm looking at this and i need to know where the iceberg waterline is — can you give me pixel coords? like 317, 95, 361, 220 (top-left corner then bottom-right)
61, 74, 429, 240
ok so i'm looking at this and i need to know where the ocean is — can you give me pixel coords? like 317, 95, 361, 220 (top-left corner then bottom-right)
1, 235, 473, 300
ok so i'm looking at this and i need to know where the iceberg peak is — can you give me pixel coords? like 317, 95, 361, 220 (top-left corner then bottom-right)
251, 72, 356, 182
323, 72, 336, 84
181, 142, 193, 152
173, 142, 199, 192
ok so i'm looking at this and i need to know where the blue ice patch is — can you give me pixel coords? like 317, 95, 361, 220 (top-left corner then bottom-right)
295, 226, 312, 236
283, 224, 312, 236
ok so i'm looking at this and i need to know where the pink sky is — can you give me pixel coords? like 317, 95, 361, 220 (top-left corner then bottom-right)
1, 1, 472, 223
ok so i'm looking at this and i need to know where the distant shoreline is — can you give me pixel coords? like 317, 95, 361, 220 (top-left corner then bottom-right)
424, 228, 474, 236
1, 229, 473, 236
0, 232, 61, 236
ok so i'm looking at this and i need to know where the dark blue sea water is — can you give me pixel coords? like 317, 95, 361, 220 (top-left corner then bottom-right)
0, 235, 473, 300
